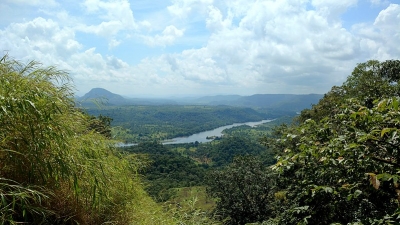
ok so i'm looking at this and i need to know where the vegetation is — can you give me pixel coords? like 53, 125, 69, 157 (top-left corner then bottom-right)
267, 60, 400, 224
206, 59, 400, 224
5, 52, 399, 225
122, 130, 279, 202
221, 116, 294, 142
87, 105, 271, 143
0, 55, 175, 224
124, 142, 207, 202
174, 136, 274, 168
207, 156, 275, 225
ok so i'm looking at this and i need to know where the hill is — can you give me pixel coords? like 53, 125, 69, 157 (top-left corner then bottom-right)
88, 105, 271, 143
189, 94, 322, 111
77, 88, 177, 106
78, 87, 127, 104
77, 88, 322, 112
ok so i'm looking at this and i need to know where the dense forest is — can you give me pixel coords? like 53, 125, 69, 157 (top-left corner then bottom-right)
206, 60, 400, 224
87, 105, 277, 143
2, 53, 400, 225
122, 134, 276, 203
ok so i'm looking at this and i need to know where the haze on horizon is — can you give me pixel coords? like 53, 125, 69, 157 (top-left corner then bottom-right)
1, 0, 399, 97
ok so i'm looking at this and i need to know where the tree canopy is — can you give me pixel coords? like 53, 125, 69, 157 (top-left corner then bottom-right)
270, 60, 400, 224
207, 60, 400, 225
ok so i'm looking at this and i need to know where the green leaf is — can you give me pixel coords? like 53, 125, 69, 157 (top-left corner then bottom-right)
354, 190, 362, 198
323, 186, 333, 193
393, 97, 399, 110
381, 128, 392, 137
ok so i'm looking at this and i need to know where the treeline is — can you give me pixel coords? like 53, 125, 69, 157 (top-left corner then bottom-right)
122, 135, 276, 203
86, 105, 274, 143
124, 142, 207, 202
206, 60, 400, 224
221, 116, 294, 142
173, 136, 275, 168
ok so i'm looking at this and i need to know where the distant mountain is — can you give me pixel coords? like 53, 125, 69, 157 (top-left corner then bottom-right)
77, 88, 322, 112
77, 88, 128, 106
80, 88, 126, 101
187, 94, 323, 112
76, 88, 177, 107
235, 94, 322, 110
194, 95, 242, 105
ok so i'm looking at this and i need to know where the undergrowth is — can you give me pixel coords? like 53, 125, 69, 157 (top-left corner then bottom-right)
0, 54, 176, 224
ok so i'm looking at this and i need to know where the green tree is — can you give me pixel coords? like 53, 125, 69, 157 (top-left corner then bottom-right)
207, 156, 275, 225
299, 60, 400, 123
269, 60, 400, 224
125, 142, 206, 202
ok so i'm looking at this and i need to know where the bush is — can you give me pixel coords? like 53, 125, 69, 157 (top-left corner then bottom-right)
0, 54, 174, 224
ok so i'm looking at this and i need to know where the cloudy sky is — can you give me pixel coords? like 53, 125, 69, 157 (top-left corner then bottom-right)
1, 0, 399, 97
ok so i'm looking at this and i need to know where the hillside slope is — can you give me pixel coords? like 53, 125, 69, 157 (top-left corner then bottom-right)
78, 88, 322, 111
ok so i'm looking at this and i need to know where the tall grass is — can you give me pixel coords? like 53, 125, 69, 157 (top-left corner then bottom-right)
0, 54, 176, 224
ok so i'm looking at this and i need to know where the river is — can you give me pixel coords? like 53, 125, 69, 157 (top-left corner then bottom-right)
117, 119, 273, 147
163, 119, 272, 144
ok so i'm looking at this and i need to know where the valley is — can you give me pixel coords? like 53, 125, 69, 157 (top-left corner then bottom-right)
79, 88, 319, 143
8, 58, 400, 224
78, 88, 299, 213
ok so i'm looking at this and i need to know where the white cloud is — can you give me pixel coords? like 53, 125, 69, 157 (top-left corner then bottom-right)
353, 4, 400, 60
0, 17, 81, 63
171, 0, 361, 93
78, 0, 137, 47
1, 1, 400, 96
374, 3, 400, 27
167, 0, 213, 18
311, 0, 358, 20
130, 1, 400, 95
206, 5, 232, 32
143, 25, 185, 47
82, 20, 123, 37
109, 39, 121, 48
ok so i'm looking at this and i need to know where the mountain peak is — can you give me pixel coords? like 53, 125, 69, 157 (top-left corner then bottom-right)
86, 87, 114, 95
80, 88, 126, 101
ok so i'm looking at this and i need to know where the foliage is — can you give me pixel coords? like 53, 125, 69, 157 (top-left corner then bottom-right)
0, 55, 175, 224
223, 116, 294, 144
172, 136, 274, 168
88, 105, 271, 143
169, 186, 216, 212
207, 156, 275, 225
123, 134, 276, 204
299, 60, 400, 123
268, 60, 400, 224
123, 142, 207, 202
88, 114, 113, 138
0, 178, 53, 224
204, 60, 400, 225
165, 187, 220, 225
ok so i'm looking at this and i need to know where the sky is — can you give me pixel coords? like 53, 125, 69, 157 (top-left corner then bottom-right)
1, 0, 399, 97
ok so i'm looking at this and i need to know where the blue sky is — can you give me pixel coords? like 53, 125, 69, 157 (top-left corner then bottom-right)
1, 0, 399, 97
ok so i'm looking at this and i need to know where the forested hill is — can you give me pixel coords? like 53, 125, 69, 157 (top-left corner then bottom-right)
191, 93, 322, 111
76, 88, 178, 106
77, 88, 322, 111
87, 105, 272, 142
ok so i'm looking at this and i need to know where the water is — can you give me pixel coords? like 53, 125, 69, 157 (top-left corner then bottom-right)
117, 142, 138, 147
118, 119, 273, 146
163, 119, 272, 144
